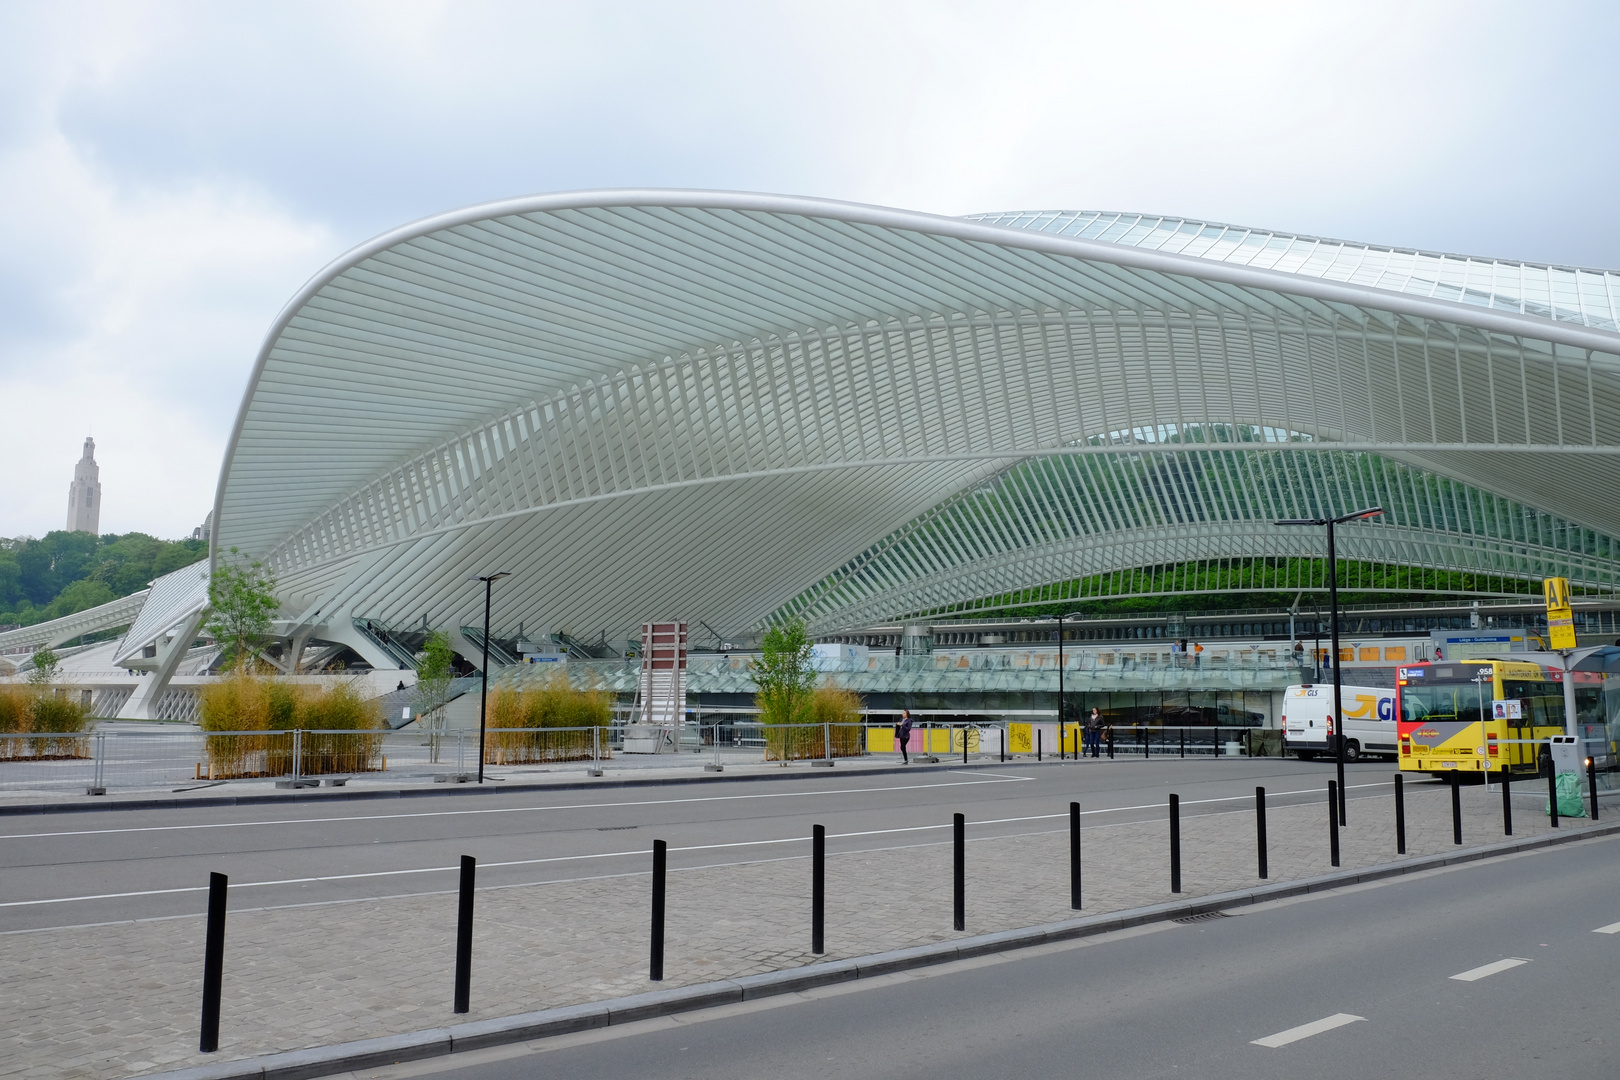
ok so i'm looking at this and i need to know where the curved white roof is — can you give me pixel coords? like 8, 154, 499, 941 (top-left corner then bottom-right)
211, 191, 1620, 640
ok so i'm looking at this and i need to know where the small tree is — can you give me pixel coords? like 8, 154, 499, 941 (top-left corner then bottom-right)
753, 618, 817, 726
206, 547, 280, 672
27, 646, 60, 686
414, 630, 455, 752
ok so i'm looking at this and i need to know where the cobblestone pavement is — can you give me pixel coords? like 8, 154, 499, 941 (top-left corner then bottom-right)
0, 781, 1598, 1080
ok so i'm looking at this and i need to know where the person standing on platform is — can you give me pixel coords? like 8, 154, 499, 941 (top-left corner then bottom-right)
1085, 707, 1102, 757
895, 708, 914, 764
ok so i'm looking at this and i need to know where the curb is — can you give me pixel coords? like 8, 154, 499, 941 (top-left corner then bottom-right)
133, 817, 1620, 1080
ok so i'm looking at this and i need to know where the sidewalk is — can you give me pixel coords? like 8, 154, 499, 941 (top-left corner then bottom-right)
0, 779, 1603, 1080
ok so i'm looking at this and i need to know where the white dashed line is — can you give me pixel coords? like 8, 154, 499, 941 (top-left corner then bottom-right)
1252, 1013, 1365, 1047
1593, 921, 1620, 935
1450, 958, 1530, 982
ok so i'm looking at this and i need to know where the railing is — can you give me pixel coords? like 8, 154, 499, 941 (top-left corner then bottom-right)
9, 723, 1603, 797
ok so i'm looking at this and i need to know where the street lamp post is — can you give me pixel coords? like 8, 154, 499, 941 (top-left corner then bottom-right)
468, 572, 511, 784
1277, 507, 1383, 826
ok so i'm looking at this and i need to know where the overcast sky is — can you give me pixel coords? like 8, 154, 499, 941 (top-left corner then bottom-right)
2, 0, 1615, 541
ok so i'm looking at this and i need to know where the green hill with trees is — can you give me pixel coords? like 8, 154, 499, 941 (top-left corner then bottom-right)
0, 531, 208, 629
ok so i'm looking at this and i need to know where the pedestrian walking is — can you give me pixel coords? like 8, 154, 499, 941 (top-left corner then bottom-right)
1085, 707, 1102, 757
895, 709, 914, 764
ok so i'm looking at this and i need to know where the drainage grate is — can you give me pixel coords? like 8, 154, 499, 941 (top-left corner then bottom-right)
1174, 910, 1237, 924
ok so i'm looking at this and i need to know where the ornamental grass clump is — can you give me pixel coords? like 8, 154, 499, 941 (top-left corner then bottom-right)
765, 683, 865, 760
0, 683, 93, 760
486, 671, 612, 764
199, 672, 384, 778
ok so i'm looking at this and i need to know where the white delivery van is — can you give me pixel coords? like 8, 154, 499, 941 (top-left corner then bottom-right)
1282, 683, 1398, 761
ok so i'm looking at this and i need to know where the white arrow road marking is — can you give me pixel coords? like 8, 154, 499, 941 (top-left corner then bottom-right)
1450, 958, 1530, 982
1252, 1013, 1365, 1048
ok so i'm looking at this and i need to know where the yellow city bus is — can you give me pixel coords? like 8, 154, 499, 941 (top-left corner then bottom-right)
1395, 658, 1599, 777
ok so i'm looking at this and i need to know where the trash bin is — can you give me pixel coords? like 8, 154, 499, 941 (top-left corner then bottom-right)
1547, 735, 1588, 818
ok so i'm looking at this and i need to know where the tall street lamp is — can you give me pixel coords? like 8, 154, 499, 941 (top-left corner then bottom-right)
468, 571, 511, 784
1276, 507, 1383, 826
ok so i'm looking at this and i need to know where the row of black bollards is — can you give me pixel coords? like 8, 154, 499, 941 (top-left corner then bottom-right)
198, 763, 1593, 1053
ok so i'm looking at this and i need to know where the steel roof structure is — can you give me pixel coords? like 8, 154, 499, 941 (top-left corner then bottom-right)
193, 189, 1620, 658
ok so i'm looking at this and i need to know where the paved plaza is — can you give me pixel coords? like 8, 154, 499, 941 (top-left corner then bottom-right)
0, 768, 1602, 1080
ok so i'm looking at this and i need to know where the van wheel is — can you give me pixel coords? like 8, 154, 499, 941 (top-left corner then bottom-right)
1343, 740, 1361, 762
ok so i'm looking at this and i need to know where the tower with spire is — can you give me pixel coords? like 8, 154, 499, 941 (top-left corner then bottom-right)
66, 437, 101, 535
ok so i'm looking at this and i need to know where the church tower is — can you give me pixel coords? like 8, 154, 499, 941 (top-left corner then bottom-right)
66, 437, 101, 535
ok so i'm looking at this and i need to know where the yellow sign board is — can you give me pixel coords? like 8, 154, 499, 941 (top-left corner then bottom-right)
1544, 577, 1577, 650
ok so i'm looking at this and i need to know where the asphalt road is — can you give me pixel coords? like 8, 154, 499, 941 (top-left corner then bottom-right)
1, 758, 1442, 932
353, 833, 1620, 1080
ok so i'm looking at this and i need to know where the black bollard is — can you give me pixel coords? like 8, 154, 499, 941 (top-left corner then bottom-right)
1328, 781, 1340, 867
1394, 773, 1406, 854
1107, 733, 1114, 760
1450, 771, 1463, 845
199, 872, 228, 1053
1169, 794, 1181, 893
963, 728, 969, 764
1037, 729, 1042, 762
1141, 727, 1148, 760
1180, 727, 1185, 759
650, 839, 667, 979
1255, 786, 1268, 880
953, 813, 965, 931
1548, 764, 1560, 829
1501, 765, 1512, 835
812, 825, 825, 955
453, 855, 475, 1013
1069, 801, 1082, 910
1589, 757, 1600, 821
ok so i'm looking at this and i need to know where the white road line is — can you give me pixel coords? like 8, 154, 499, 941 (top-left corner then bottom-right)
1593, 921, 1620, 934
1251, 1013, 1365, 1048
0, 776, 1028, 841
1450, 958, 1530, 982
0, 778, 1395, 845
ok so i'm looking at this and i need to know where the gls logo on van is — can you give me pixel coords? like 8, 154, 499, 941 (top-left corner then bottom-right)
1377, 698, 1393, 721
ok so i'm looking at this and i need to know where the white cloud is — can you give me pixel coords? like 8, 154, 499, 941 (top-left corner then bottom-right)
0, 122, 331, 539
0, 0, 1614, 542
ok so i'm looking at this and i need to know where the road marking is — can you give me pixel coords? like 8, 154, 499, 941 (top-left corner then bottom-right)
0, 775, 1028, 841
0, 778, 1393, 843
1594, 921, 1620, 934
1450, 958, 1530, 981
1252, 1013, 1365, 1047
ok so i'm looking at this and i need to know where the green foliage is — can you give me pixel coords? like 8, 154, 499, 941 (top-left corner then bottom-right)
0, 531, 206, 629
198, 671, 384, 778
753, 619, 817, 726
26, 646, 60, 685
414, 630, 455, 723
205, 547, 281, 672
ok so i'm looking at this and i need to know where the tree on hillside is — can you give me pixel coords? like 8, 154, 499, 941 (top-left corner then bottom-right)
752, 618, 817, 725
205, 547, 281, 672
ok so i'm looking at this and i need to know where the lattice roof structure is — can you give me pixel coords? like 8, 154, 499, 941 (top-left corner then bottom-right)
203, 190, 1620, 645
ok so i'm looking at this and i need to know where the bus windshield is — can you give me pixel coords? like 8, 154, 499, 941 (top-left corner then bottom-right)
1400, 683, 1488, 725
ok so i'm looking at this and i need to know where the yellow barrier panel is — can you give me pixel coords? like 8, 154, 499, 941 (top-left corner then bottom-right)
1062, 723, 1081, 754
867, 727, 896, 753
950, 728, 982, 752
1009, 723, 1032, 754
925, 728, 951, 753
